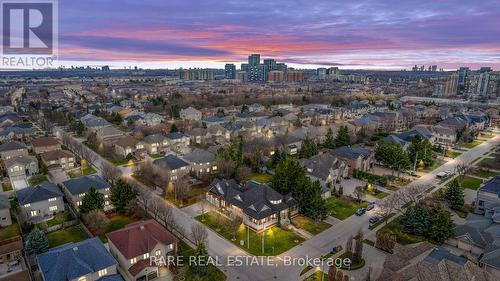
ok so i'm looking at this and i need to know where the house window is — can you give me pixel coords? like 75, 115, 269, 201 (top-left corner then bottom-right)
30, 210, 37, 217
155, 249, 161, 256
98, 268, 108, 277
48, 197, 57, 202
77, 201, 82, 206
143, 253, 149, 259
130, 257, 137, 264
105, 201, 109, 206
49, 206, 58, 211
24, 203, 31, 208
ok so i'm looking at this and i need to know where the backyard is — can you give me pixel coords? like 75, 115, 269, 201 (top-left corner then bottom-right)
175, 241, 226, 281
67, 166, 97, 178
292, 215, 331, 235
249, 173, 274, 184
196, 211, 304, 256
1, 182, 12, 192
471, 169, 499, 179
456, 176, 484, 190
47, 225, 89, 248
325, 196, 370, 220
28, 175, 49, 185
0, 223, 20, 241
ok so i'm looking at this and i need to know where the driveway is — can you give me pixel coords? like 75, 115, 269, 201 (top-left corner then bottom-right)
10, 178, 28, 190
48, 168, 69, 184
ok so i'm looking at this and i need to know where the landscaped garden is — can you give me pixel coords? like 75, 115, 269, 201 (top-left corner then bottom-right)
378, 217, 424, 245
67, 165, 97, 178
463, 140, 482, 149
196, 211, 304, 256
292, 215, 331, 235
28, 174, 49, 185
149, 152, 164, 159
363, 184, 389, 199
47, 225, 89, 248
249, 173, 274, 184
175, 241, 226, 281
325, 196, 370, 220
1, 182, 12, 192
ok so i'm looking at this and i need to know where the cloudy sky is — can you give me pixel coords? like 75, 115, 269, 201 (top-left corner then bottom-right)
57, 0, 500, 70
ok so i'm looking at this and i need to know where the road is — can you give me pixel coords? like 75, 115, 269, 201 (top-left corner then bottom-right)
53, 125, 500, 281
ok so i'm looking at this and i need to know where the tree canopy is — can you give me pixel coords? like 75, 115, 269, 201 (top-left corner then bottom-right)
334, 125, 351, 148
110, 178, 137, 212
80, 187, 105, 213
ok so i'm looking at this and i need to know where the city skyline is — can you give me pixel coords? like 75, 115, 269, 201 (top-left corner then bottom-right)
54, 0, 500, 70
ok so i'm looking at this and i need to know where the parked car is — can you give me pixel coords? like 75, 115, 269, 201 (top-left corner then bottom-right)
369, 216, 380, 224
366, 203, 375, 211
355, 208, 366, 216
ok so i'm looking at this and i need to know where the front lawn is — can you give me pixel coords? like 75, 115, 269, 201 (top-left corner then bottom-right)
479, 158, 500, 170
459, 176, 483, 190
293, 215, 331, 235
325, 196, 369, 220
249, 173, 274, 184
175, 241, 226, 281
28, 175, 48, 185
47, 225, 89, 248
68, 166, 97, 178
149, 152, 164, 159
196, 211, 304, 256
450, 151, 461, 158
364, 186, 389, 199
164, 184, 206, 208
418, 161, 440, 173
0, 223, 20, 241
378, 217, 424, 245
1, 182, 12, 192
471, 169, 499, 179
463, 140, 482, 149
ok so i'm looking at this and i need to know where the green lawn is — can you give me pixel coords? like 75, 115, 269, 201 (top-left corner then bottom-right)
378, 217, 424, 245
175, 241, 226, 281
479, 158, 500, 170
463, 140, 482, 149
304, 270, 328, 281
472, 169, 499, 179
480, 133, 494, 139
196, 211, 304, 256
293, 215, 331, 235
164, 185, 205, 208
249, 173, 274, 184
450, 151, 461, 158
68, 166, 97, 178
418, 161, 440, 173
0, 223, 20, 241
325, 196, 369, 220
149, 152, 164, 159
458, 176, 483, 190
41, 213, 68, 228
365, 188, 389, 199
47, 225, 89, 248
1, 182, 12, 192
28, 175, 49, 186
98, 215, 134, 242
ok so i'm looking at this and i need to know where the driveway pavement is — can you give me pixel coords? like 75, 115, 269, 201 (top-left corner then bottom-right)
48, 168, 69, 184
10, 178, 27, 190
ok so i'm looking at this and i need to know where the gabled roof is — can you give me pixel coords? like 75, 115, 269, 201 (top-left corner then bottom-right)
4, 154, 37, 167
41, 149, 74, 162
37, 237, 117, 281
207, 179, 297, 220
31, 137, 59, 148
424, 247, 466, 266
143, 133, 166, 144
115, 135, 139, 148
397, 126, 433, 142
0, 140, 27, 152
331, 146, 373, 160
299, 153, 346, 181
0, 194, 10, 209
16, 181, 62, 204
480, 176, 500, 195
62, 175, 110, 195
182, 149, 214, 164
106, 220, 176, 259
153, 154, 190, 170
166, 131, 187, 140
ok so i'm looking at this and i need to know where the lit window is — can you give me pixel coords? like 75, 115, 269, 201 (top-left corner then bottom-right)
130, 257, 137, 264
48, 197, 57, 202
24, 203, 31, 208
30, 210, 37, 217
143, 253, 149, 259
155, 249, 161, 256
98, 268, 108, 277
49, 206, 58, 211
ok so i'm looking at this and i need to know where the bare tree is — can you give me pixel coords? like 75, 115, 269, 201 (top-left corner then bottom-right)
353, 186, 365, 203
173, 176, 191, 203
101, 162, 122, 183
83, 210, 109, 235
137, 188, 152, 214
198, 194, 208, 216
191, 223, 208, 248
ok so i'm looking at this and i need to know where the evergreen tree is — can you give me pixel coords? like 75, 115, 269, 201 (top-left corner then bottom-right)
25, 228, 49, 254
334, 126, 351, 147
323, 128, 336, 149
272, 157, 308, 194
299, 137, 318, 158
445, 178, 464, 210
297, 180, 327, 219
428, 209, 454, 244
375, 140, 411, 174
110, 178, 137, 212
191, 245, 209, 276
170, 124, 179, 133
80, 187, 105, 213
408, 135, 434, 168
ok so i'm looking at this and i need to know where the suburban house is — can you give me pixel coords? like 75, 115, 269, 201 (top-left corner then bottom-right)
61, 175, 112, 211
106, 220, 177, 281
0, 194, 12, 226
182, 148, 217, 176
16, 182, 64, 221
165, 132, 190, 154
152, 154, 190, 181
299, 153, 348, 199
96, 126, 126, 144
41, 149, 76, 170
396, 126, 436, 144
81, 114, 112, 131
142, 134, 168, 154
4, 154, 38, 181
0, 141, 28, 161
330, 146, 375, 174
37, 237, 121, 281
475, 176, 500, 215
179, 106, 202, 121
31, 136, 60, 154
0, 238, 23, 267
114, 135, 145, 158
206, 179, 299, 231
431, 125, 457, 147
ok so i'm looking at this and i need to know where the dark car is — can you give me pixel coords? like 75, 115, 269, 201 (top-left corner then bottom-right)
369, 216, 380, 224
366, 203, 375, 211
355, 208, 366, 216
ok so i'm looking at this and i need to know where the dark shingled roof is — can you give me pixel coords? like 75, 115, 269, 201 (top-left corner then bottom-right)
480, 176, 500, 195
207, 179, 297, 220
0, 140, 26, 152
62, 175, 110, 195
16, 182, 62, 205
153, 154, 190, 170
37, 238, 117, 281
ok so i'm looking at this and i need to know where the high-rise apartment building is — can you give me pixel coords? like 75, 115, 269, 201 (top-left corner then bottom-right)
225, 64, 236, 79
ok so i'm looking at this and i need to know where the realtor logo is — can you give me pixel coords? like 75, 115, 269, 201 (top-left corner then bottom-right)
1, 0, 57, 68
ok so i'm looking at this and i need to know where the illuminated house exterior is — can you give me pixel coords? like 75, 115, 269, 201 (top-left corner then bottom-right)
206, 179, 298, 231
